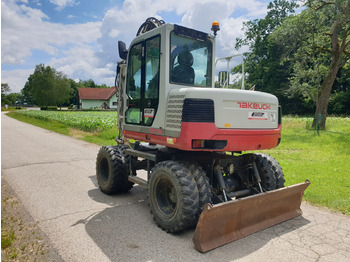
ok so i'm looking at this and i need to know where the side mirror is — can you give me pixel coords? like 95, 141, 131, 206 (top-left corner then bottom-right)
118, 41, 128, 60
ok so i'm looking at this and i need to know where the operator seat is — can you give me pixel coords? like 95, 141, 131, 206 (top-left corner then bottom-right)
171, 50, 195, 85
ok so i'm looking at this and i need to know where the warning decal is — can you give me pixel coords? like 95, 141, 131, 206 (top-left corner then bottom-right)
144, 108, 155, 118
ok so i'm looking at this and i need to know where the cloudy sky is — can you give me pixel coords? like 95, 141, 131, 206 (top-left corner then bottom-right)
2, 0, 272, 93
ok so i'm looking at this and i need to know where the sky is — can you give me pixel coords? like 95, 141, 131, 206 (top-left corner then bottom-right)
1, 0, 273, 93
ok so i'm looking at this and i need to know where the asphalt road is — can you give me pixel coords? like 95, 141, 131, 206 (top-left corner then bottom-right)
2, 113, 350, 262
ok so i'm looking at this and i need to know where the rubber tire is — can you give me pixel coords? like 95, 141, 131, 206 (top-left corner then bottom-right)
183, 162, 212, 218
255, 153, 285, 191
96, 145, 134, 194
148, 161, 199, 233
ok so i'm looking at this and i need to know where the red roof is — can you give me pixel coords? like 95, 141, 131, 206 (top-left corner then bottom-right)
78, 87, 117, 100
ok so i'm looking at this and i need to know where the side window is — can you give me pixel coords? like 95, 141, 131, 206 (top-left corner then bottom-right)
126, 108, 141, 124
144, 36, 160, 126
126, 43, 142, 124
126, 43, 142, 99
145, 37, 160, 99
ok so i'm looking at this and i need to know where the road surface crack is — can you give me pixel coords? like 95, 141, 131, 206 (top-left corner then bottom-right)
3, 158, 94, 170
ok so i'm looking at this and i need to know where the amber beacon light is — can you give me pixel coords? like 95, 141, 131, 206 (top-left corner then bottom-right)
211, 21, 220, 36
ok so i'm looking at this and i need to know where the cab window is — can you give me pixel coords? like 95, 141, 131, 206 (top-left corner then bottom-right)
170, 32, 212, 87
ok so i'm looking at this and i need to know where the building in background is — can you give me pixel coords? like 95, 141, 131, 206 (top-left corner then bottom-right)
78, 87, 117, 109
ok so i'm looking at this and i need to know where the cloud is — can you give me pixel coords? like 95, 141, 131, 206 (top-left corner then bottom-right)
49, 0, 79, 10
97, 0, 267, 57
1, 69, 34, 93
96, 0, 264, 73
49, 44, 115, 86
1, 0, 101, 91
2, 1, 101, 65
2, 0, 271, 93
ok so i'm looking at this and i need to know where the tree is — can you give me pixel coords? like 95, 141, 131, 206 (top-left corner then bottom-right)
77, 79, 96, 88
69, 79, 79, 106
25, 64, 72, 107
329, 66, 350, 114
1, 83, 10, 94
54, 71, 72, 107
235, 0, 299, 95
76, 79, 109, 89
2, 83, 11, 106
21, 81, 36, 105
309, 0, 350, 128
6, 93, 22, 105
270, 0, 350, 128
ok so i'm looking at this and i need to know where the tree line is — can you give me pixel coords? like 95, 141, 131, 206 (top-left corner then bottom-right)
1, 64, 112, 108
233, 0, 349, 128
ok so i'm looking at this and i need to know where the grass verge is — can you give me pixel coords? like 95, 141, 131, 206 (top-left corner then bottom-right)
6, 111, 118, 146
1, 106, 25, 112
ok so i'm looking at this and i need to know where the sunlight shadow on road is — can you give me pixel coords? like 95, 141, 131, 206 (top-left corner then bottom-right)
80, 183, 311, 261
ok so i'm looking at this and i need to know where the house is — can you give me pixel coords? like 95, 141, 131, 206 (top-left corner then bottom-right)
78, 87, 118, 109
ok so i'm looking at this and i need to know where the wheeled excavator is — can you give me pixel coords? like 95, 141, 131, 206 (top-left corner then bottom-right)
96, 17, 310, 252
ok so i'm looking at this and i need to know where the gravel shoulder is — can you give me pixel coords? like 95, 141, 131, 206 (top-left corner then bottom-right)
1, 177, 63, 261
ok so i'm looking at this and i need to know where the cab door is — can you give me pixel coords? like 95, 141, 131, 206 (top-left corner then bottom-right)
125, 35, 160, 127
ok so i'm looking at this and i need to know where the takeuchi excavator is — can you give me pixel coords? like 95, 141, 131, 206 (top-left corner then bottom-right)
95, 17, 310, 252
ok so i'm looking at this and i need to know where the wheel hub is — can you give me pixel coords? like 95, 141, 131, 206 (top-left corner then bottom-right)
155, 177, 177, 217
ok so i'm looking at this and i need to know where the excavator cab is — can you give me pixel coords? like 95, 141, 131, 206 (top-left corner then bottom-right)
116, 23, 216, 137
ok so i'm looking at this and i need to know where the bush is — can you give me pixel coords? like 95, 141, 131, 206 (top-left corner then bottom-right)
40, 106, 58, 111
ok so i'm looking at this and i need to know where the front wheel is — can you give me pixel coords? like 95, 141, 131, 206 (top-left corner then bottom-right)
96, 145, 134, 194
148, 161, 199, 233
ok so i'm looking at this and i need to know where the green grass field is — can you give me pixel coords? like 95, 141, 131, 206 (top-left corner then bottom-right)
7, 111, 119, 146
261, 117, 350, 214
16, 110, 117, 131
7, 111, 350, 214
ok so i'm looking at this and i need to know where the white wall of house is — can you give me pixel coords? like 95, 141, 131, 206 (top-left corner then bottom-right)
108, 94, 118, 109
80, 98, 117, 109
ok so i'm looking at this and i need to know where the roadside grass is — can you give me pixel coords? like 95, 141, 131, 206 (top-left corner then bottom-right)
15, 110, 117, 132
7, 111, 118, 146
76, 127, 118, 146
5, 111, 350, 215
260, 116, 350, 215
7, 111, 71, 136
1, 226, 16, 249
1, 106, 25, 112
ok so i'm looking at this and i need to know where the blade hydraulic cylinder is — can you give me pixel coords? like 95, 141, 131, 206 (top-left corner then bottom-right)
193, 180, 310, 252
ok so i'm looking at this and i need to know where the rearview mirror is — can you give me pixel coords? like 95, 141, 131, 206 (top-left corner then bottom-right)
118, 41, 128, 60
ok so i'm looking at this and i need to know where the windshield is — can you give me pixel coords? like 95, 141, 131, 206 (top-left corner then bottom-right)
170, 32, 213, 87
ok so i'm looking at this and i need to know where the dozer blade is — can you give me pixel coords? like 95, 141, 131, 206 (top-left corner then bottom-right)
193, 180, 310, 252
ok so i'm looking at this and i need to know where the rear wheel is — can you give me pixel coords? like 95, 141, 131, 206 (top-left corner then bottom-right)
255, 153, 285, 191
148, 161, 199, 233
96, 145, 134, 194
